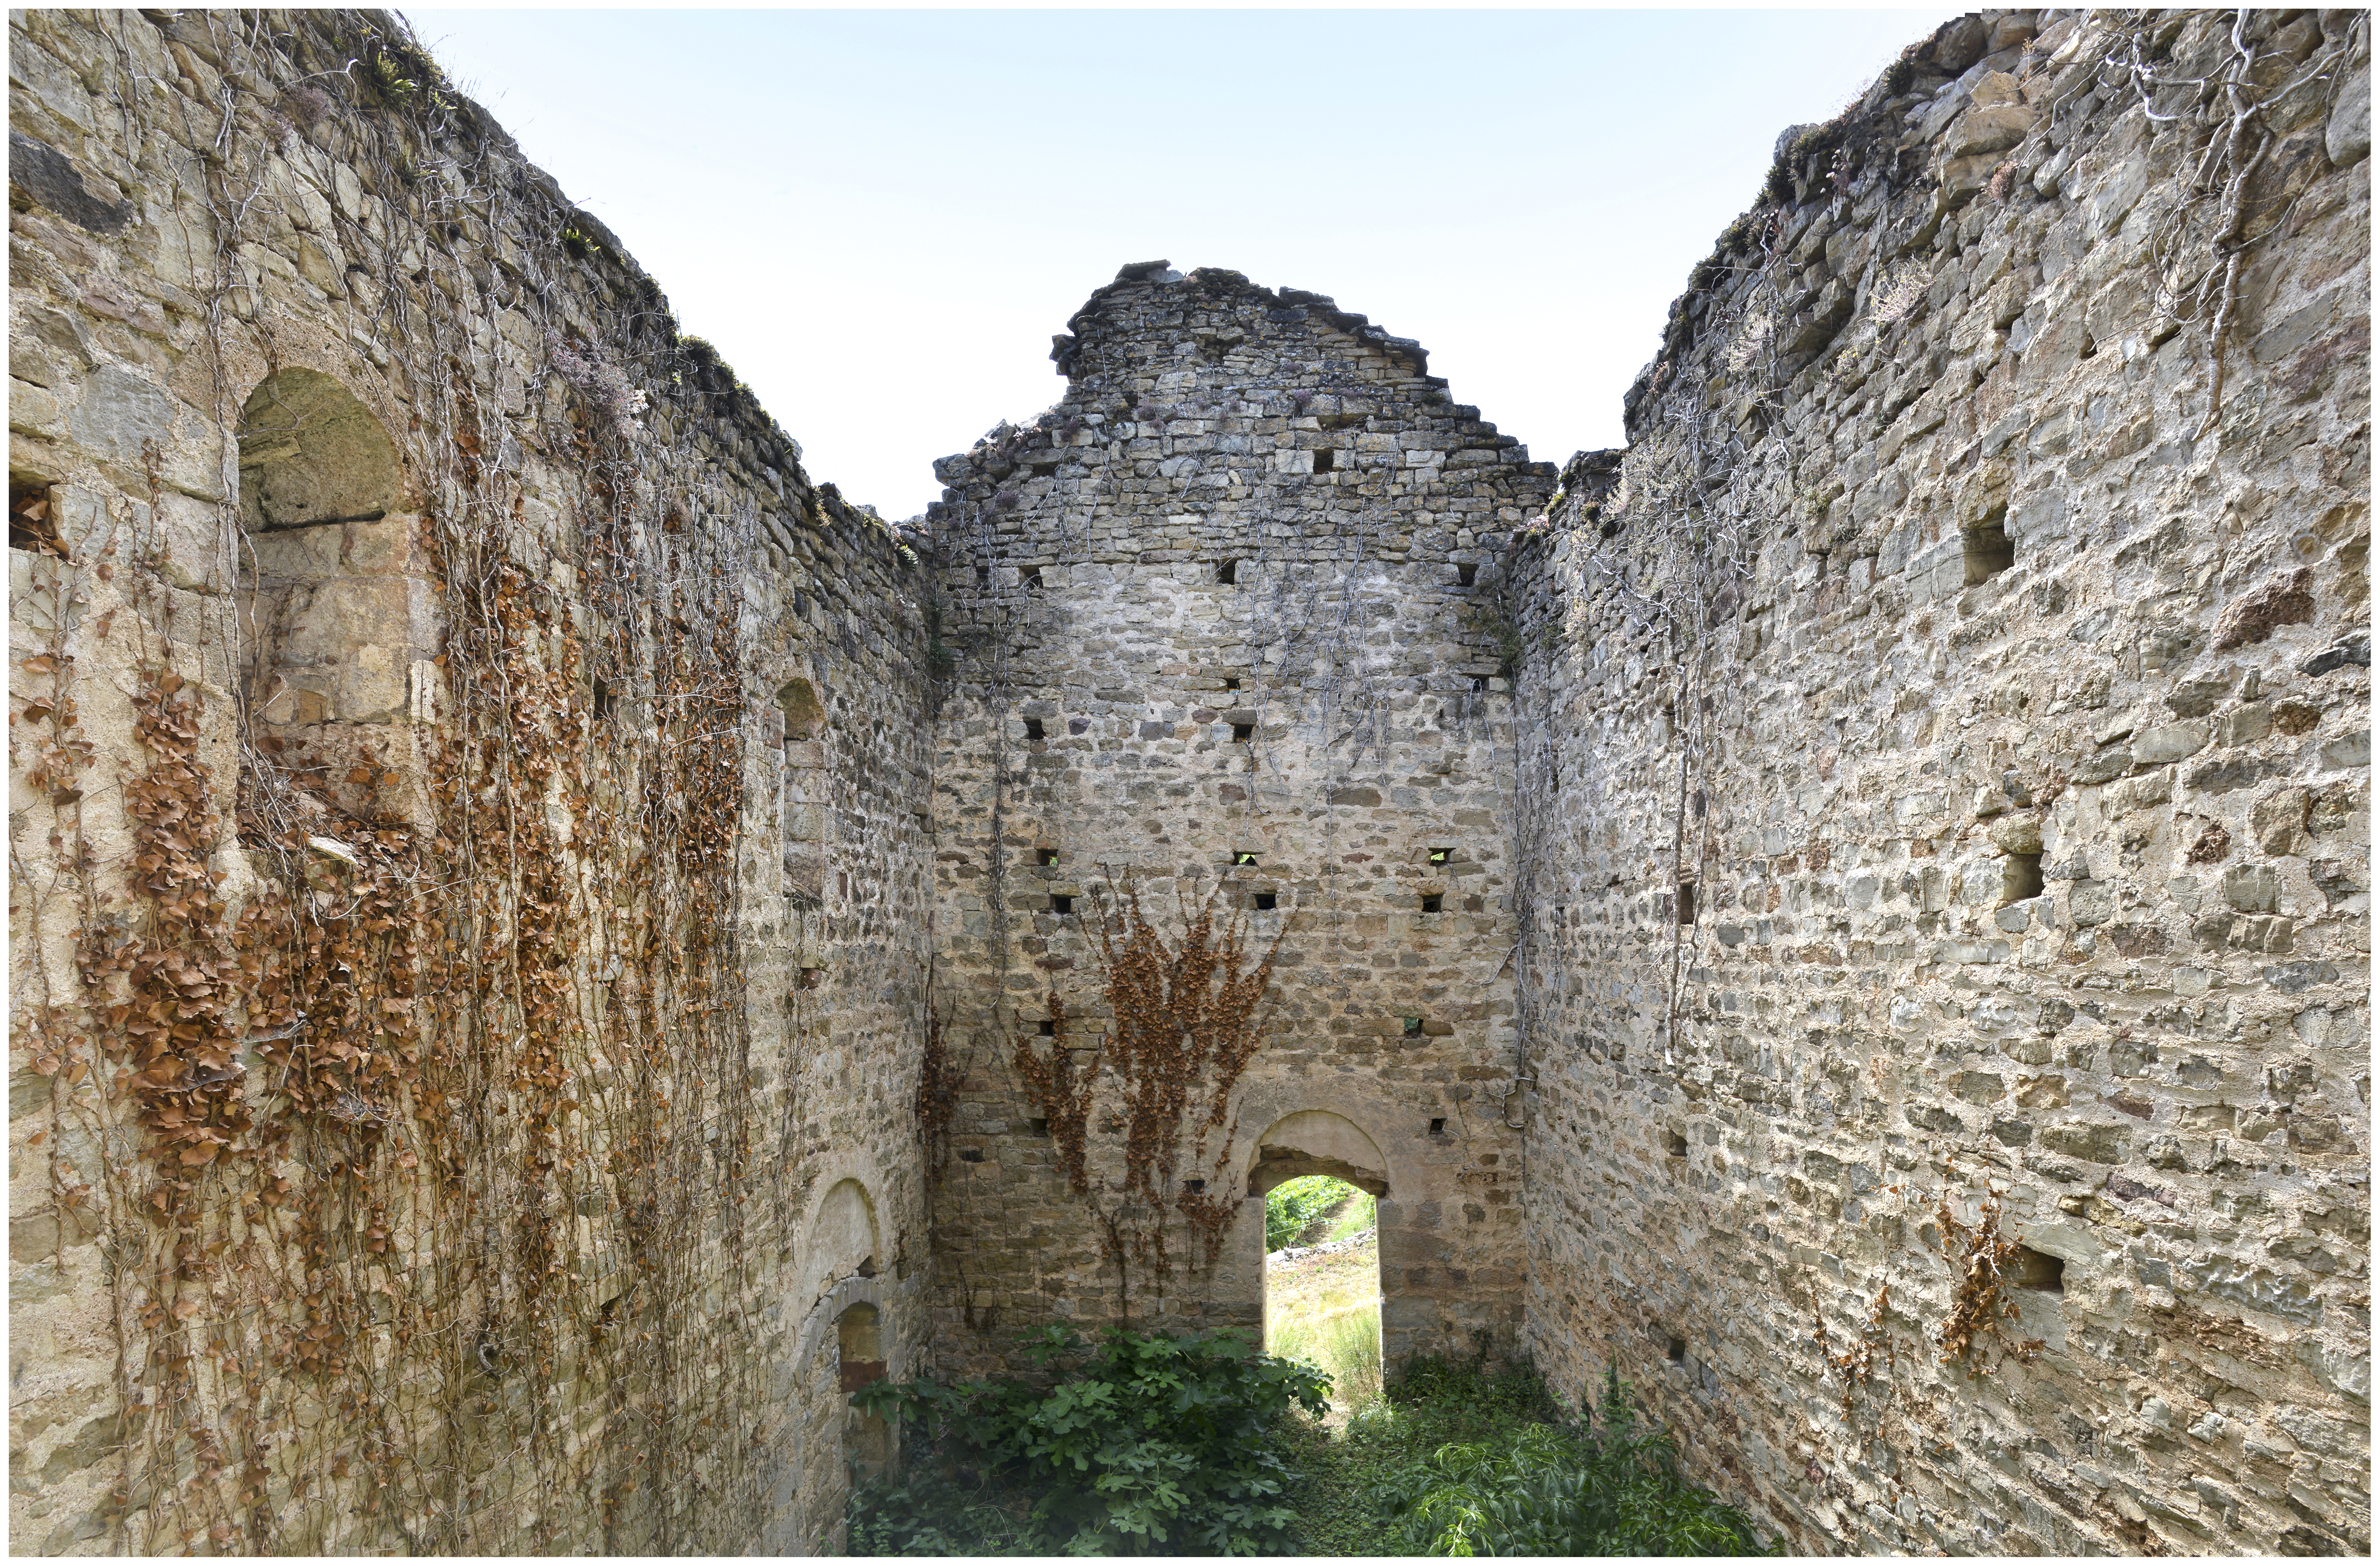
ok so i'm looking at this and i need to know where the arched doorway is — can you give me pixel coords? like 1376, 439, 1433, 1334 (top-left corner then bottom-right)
1248, 1111, 1389, 1419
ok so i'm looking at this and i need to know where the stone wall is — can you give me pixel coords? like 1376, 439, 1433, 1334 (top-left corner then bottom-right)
1510, 8, 2370, 1554
9, 9, 930, 1554
922, 262, 1557, 1376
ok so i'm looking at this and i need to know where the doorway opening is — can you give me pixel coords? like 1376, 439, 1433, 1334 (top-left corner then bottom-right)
1263, 1174, 1380, 1424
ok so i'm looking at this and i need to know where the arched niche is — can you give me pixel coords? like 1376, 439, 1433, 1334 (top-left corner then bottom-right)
235, 369, 432, 732
1246, 1109, 1390, 1198
776, 676, 830, 905
238, 368, 401, 532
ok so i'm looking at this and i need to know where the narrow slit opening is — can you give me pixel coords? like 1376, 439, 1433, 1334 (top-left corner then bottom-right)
1677, 881, 1698, 925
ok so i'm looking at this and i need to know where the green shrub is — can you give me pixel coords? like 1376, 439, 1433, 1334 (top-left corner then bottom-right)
848, 1324, 1329, 1556
1374, 1367, 1769, 1556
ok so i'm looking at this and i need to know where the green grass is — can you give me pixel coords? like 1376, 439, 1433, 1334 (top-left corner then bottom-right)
1278, 1355, 1770, 1557
1265, 1229, 1382, 1427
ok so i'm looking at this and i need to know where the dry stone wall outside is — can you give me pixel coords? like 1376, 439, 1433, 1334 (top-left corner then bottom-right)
1510, 9, 2370, 1555
922, 263, 1556, 1376
10, 9, 930, 1554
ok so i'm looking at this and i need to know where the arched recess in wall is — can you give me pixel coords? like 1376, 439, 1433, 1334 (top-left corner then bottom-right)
775, 676, 829, 906
235, 369, 431, 727
1244, 1109, 1390, 1198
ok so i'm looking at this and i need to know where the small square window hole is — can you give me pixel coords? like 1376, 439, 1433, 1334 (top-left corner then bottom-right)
1666, 1336, 1688, 1365
2009, 1245, 2065, 1294
1964, 510, 2014, 585
1312, 448, 1335, 474
1253, 891, 1277, 911
1457, 562, 1478, 587
1029, 1118, 1050, 1138
1234, 851, 1259, 867
2001, 852, 2043, 905
1216, 559, 1238, 585
1022, 564, 1044, 589
1037, 847, 1059, 867
1182, 1178, 1206, 1194
1232, 722, 1254, 743
1664, 1131, 1689, 1158
1222, 676, 1242, 691
1428, 847, 1451, 866
1420, 894, 1442, 913
1471, 675, 1489, 693
1428, 1117, 1447, 1136
1402, 1016, 1424, 1037
1024, 717, 1045, 741
1050, 895, 1073, 915
1037, 1019, 1057, 1037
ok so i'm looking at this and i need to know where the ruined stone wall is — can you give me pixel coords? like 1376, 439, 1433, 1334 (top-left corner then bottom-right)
1512, 8, 2370, 1555
9, 10, 930, 1554
923, 263, 1557, 1376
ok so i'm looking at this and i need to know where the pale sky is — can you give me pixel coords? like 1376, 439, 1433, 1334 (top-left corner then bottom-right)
408, 8, 1955, 518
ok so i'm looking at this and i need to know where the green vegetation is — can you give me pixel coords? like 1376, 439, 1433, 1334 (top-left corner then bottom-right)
1266, 1233, 1382, 1423
844, 1325, 1768, 1558
845, 1325, 1327, 1556
1278, 1354, 1770, 1557
1265, 1174, 1371, 1251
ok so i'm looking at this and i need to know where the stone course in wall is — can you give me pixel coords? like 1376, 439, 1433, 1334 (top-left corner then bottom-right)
1511, 9, 2370, 1554
9, 10, 929, 1554
923, 262, 1557, 1377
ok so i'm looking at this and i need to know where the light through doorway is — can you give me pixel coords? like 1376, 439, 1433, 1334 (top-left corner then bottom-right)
1262, 1174, 1381, 1423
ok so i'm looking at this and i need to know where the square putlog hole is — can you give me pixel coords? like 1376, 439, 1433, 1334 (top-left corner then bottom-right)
2001, 852, 2044, 904
1037, 847, 1059, 866
1024, 717, 1045, 741
1457, 562, 1478, 587
1402, 1016, 1424, 1037
1666, 1336, 1688, 1365
1232, 722, 1255, 743
1029, 1118, 1050, 1138
1964, 509, 2014, 585
1216, 558, 1238, 585
1049, 895, 1073, 915
1252, 891, 1277, 911
1037, 1020, 1057, 1037
2008, 1245, 2065, 1294
1663, 1131, 1689, 1158
1420, 894, 1443, 914
1312, 448, 1335, 474
10, 480, 63, 558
